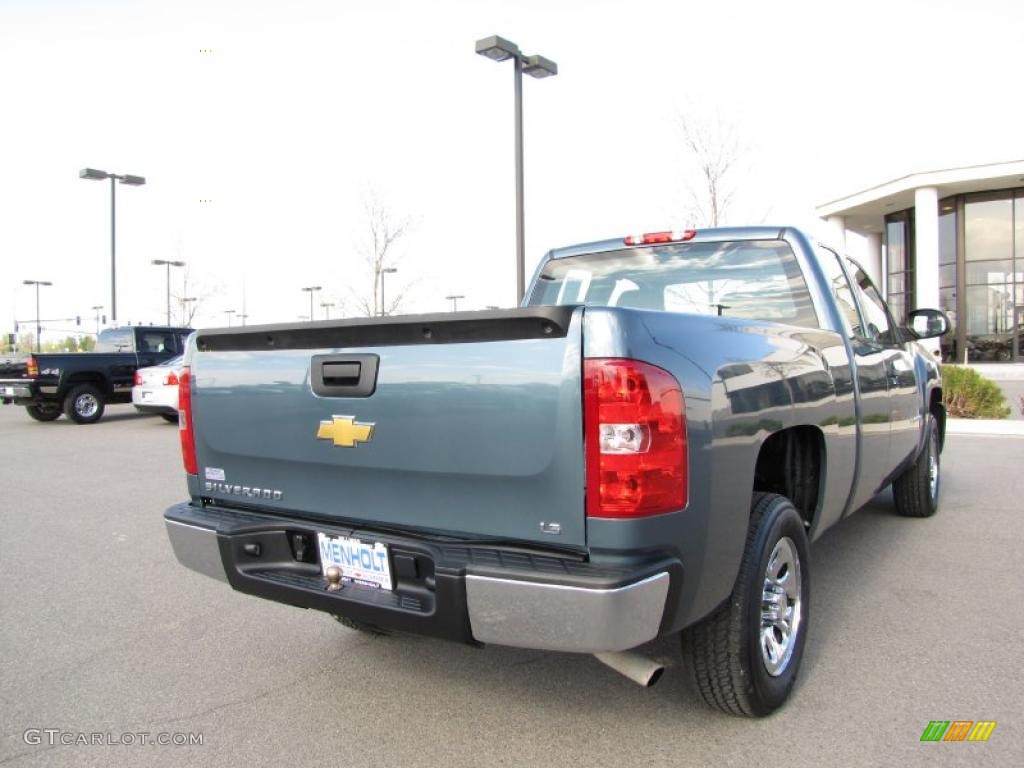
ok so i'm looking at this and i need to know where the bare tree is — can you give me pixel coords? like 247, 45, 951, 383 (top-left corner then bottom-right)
677, 107, 744, 227
349, 197, 411, 317
171, 266, 222, 326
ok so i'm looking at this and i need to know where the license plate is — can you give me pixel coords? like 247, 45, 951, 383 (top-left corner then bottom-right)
317, 533, 392, 590
1, 387, 13, 396
141, 390, 152, 401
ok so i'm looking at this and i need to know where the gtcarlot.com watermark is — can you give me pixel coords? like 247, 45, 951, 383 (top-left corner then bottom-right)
23, 729, 203, 747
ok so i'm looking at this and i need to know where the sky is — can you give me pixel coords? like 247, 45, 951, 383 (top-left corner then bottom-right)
1, 0, 1022, 340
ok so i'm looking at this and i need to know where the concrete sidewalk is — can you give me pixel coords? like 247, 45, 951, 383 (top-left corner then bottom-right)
947, 417, 1024, 436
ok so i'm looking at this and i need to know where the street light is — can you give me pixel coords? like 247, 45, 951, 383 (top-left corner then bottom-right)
91, 305, 104, 336
180, 296, 197, 326
475, 35, 558, 305
301, 286, 322, 321
320, 302, 335, 320
224, 309, 236, 327
152, 259, 185, 325
23, 280, 52, 352
445, 294, 465, 312
79, 167, 146, 323
237, 313, 249, 326
380, 267, 397, 316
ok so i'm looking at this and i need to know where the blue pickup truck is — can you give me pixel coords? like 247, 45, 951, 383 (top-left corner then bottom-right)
164, 226, 949, 716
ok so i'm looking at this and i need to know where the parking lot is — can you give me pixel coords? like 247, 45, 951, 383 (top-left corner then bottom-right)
1, 403, 1021, 767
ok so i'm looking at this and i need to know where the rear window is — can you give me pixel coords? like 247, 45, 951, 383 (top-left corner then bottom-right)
528, 240, 818, 328
96, 328, 134, 352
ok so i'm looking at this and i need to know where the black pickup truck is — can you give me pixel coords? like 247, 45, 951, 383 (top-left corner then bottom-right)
0, 325, 191, 424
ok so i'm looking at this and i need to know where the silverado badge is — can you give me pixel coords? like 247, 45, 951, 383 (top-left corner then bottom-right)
317, 415, 375, 448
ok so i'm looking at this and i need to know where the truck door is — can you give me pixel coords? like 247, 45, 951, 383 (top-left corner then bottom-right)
845, 261, 921, 477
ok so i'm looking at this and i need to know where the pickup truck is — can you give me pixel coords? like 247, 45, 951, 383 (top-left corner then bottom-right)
1, 325, 192, 424
163, 226, 949, 716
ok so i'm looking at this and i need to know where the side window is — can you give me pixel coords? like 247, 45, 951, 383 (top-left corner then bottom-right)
846, 260, 900, 345
816, 246, 863, 337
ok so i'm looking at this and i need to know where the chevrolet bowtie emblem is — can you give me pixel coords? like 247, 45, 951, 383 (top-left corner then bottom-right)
316, 415, 375, 448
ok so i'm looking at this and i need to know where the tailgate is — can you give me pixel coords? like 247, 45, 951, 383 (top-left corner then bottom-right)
190, 307, 587, 549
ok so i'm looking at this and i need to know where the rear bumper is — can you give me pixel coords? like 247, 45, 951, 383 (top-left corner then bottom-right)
134, 403, 178, 417
164, 502, 679, 653
0, 379, 34, 400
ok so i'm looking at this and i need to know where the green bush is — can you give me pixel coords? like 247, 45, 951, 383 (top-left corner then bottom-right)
941, 365, 1010, 419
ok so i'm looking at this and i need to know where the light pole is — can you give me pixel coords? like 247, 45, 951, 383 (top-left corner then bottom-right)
180, 296, 197, 326
302, 286, 321, 321
446, 294, 465, 312
91, 305, 104, 336
320, 302, 335, 320
79, 168, 146, 323
224, 309, 236, 327
475, 35, 557, 305
23, 280, 52, 352
152, 259, 185, 325
238, 313, 249, 326
380, 267, 397, 316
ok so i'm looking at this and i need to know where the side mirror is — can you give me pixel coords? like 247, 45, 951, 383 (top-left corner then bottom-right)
907, 308, 950, 339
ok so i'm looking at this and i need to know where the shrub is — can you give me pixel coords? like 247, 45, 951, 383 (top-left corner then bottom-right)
941, 365, 1010, 419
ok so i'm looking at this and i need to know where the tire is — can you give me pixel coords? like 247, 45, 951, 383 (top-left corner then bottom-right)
683, 493, 811, 717
25, 404, 61, 422
160, 413, 179, 424
892, 414, 940, 518
63, 384, 106, 424
331, 614, 392, 636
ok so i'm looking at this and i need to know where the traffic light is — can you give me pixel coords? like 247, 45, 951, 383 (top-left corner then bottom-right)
7, 334, 15, 347
76, 316, 81, 326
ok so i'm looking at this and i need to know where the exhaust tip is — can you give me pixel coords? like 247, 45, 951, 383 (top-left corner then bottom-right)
594, 650, 665, 688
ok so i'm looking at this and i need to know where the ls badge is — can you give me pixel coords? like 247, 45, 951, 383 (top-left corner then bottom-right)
317, 415, 375, 448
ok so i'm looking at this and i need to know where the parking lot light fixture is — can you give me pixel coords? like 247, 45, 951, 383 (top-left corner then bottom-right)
79, 167, 147, 323
320, 302, 335, 320
445, 294, 465, 312
224, 309, 236, 327
23, 280, 52, 352
152, 259, 186, 325
180, 296, 197, 326
302, 286, 322, 321
475, 35, 557, 305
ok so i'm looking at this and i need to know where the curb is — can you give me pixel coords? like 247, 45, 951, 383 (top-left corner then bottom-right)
946, 418, 1024, 437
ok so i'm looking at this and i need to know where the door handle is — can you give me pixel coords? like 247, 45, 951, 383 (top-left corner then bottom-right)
311, 354, 379, 398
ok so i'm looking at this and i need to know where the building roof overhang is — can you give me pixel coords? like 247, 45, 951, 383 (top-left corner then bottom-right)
816, 159, 1024, 234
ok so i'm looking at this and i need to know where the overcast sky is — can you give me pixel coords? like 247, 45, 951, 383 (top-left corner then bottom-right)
1, 0, 1021, 339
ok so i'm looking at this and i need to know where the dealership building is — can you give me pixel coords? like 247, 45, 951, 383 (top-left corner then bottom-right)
817, 159, 1024, 364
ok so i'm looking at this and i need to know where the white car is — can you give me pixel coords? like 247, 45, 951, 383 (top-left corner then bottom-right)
132, 355, 184, 423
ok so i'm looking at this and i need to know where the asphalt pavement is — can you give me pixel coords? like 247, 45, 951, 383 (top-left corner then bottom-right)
0, 403, 1021, 767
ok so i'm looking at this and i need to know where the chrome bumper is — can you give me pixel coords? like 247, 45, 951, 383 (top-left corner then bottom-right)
465, 572, 669, 652
165, 520, 227, 583
0, 380, 33, 398
165, 517, 670, 653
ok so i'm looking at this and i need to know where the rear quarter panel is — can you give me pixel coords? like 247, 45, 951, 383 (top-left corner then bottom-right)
583, 307, 856, 628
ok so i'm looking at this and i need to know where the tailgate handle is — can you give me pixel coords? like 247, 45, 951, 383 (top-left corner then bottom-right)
311, 354, 378, 398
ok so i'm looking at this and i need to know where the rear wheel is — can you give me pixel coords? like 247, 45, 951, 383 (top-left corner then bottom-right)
63, 384, 105, 424
892, 414, 940, 518
25, 403, 61, 422
683, 493, 810, 716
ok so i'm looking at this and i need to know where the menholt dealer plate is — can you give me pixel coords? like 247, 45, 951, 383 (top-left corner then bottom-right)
317, 533, 393, 590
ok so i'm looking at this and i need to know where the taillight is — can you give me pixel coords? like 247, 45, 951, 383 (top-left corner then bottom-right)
26, 357, 38, 378
178, 366, 197, 475
624, 230, 697, 246
164, 371, 178, 386
134, 371, 144, 386
584, 358, 687, 518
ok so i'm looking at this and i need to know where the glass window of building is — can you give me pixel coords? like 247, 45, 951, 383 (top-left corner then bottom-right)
885, 210, 913, 323
964, 192, 1018, 362
937, 198, 957, 362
